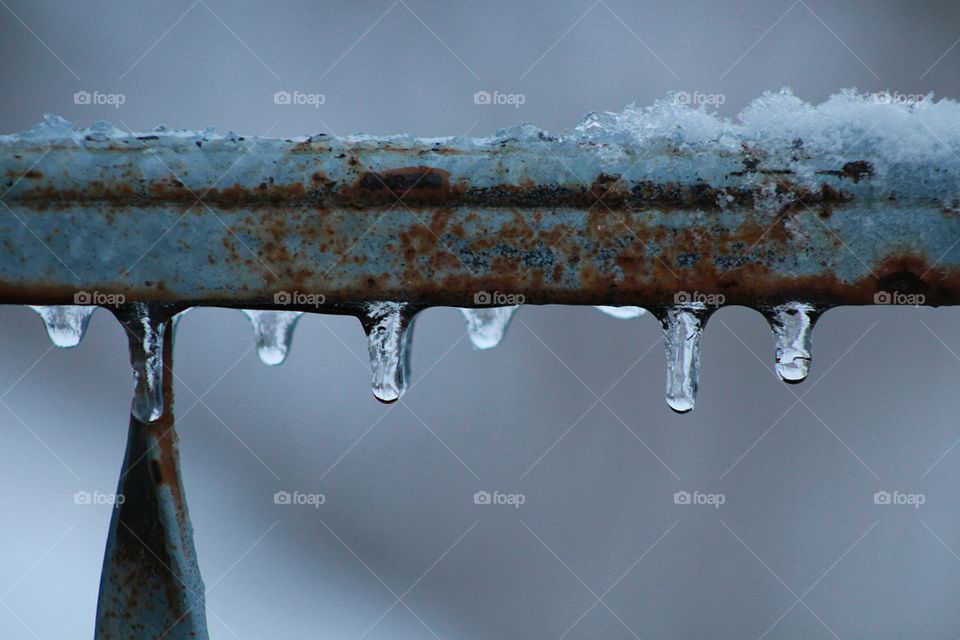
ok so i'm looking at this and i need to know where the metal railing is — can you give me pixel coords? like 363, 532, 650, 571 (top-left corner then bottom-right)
2, 103, 958, 638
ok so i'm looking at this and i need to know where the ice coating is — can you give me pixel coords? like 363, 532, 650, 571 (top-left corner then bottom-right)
13, 114, 82, 144
6, 90, 960, 205
122, 304, 166, 423
662, 304, 707, 413
19, 87, 942, 160
28, 305, 96, 348
570, 89, 955, 161
242, 310, 303, 366
460, 307, 517, 349
769, 302, 816, 383
362, 302, 416, 403
594, 306, 646, 319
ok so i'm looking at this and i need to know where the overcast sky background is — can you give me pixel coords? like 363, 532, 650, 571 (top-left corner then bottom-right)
3, 1, 960, 638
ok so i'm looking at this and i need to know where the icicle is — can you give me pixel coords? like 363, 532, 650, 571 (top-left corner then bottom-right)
661, 304, 707, 413
459, 306, 517, 349
242, 309, 303, 365
120, 304, 167, 423
361, 302, 416, 403
769, 302, 816, 383
594, 305, 646, 319
28, 305, 96, 348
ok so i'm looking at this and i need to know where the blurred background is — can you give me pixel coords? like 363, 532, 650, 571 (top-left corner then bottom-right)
3, 1, 960, 638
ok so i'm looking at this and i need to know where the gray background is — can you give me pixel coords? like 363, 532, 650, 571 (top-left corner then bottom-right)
2, 1, 960, 638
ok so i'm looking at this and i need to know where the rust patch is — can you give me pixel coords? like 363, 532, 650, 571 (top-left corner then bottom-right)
348, 166, 457, 205
10, 162, 868, 215
818, 160, 875, 183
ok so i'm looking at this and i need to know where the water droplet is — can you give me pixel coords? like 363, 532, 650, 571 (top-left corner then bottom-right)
594, 306, 646, 319
242, 310, 303, 366
361, 302, 416, 403
120, 304, 167, 423
661, 304, 707, 413
768, 302, 816, 383
459, 307, 517, 349
28, 305, 96, 348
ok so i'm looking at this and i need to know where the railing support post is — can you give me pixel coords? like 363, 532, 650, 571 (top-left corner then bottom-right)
95, 311, 207, 639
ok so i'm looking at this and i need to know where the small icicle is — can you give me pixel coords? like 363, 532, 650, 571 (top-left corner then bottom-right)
362, 302, 416, 403
28, 305, 96, 348
459, 306, 517, 350
769, 302, 816, 383
121, 304, 167, 423
661, 304, 707, 414
242, 309, 303, 365
594, 305, 646, 319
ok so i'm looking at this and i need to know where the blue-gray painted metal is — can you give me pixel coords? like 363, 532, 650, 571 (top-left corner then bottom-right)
1, 115, 959, 307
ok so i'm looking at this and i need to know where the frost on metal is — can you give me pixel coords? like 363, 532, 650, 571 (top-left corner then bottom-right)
5, 89, 960, 195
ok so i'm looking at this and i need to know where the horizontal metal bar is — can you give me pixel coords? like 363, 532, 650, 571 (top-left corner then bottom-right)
2, 106, 959, 310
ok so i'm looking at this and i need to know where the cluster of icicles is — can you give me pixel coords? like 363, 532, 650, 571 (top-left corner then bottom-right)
26, 302, 816, 418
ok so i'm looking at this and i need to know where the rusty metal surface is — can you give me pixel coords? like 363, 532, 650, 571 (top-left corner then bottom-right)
95, 313, 207, 639
1, 116, 958, 310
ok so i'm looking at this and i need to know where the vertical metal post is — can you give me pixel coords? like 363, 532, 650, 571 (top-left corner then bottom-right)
95, 312, 207, 639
